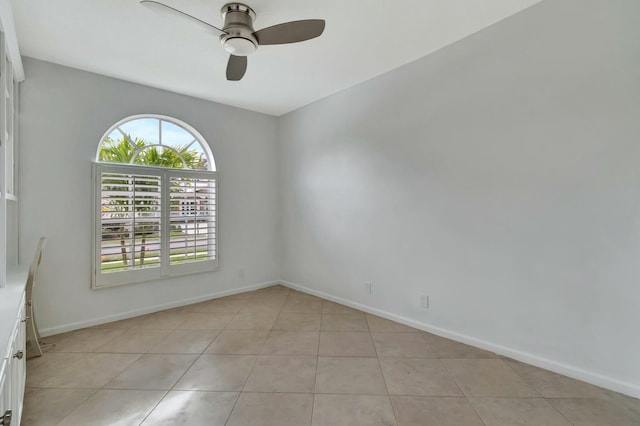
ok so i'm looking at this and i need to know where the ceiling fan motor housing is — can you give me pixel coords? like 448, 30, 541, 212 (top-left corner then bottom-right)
220, 3, 258, 56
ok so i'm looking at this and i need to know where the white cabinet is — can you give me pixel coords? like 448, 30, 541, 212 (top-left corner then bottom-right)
0, 292, 26, 426
0, 363, 10, 426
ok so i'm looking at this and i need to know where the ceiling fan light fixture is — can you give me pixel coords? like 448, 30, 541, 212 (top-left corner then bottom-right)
222, 37, 257, 56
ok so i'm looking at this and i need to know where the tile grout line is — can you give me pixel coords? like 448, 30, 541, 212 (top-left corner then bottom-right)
309, 299, 324, 426
223, 287, 291, 426
544, 398, 579, 426
366, 311, 400, 426
439, 359, 488, 426
133, 344, 205, 426
501, 359, 577, 425
134, 389, 171, 426
106, 326, 204, 425
64, 304, 232, 424
48, 388, 101, 426
500, 358, 542, 398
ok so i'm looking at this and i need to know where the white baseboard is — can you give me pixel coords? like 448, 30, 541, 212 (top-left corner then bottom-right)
39, 280, 278, 337
280, 280, 640, 399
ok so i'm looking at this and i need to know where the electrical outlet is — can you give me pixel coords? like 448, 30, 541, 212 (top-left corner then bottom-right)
238, 269, 246, 278
420, 295, 429, 309
364, 281, 373, 295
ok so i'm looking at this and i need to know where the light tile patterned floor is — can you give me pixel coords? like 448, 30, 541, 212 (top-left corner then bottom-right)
23, 285, 640, 426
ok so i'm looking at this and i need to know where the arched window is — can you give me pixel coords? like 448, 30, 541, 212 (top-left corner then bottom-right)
92, 115, 218, 289
97, 115, 215, 171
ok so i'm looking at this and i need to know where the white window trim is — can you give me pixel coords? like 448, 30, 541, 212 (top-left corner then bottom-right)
92, 162, 219, 290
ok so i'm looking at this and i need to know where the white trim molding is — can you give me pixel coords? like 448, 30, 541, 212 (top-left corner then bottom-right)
0, 0, 25, 82
280, 280, 640, 399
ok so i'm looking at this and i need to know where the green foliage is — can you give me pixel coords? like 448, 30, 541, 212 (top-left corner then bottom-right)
99, 136, 207, 170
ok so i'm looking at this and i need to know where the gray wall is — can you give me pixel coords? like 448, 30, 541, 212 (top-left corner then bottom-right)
278, 0, 640, 395
19, 58, 280, 333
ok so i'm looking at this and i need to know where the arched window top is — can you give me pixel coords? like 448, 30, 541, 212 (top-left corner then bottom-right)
97, 115, 215, 171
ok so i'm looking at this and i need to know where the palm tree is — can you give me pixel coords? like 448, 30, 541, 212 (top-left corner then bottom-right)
99, 136, 207, 169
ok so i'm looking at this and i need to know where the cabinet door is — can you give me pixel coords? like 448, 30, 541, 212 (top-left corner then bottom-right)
0, 299, 26, 426
0, 360, 10, 426
9, 302, 26, 426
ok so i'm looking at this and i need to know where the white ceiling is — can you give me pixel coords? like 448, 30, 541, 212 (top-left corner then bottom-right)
12, 0, 542, 116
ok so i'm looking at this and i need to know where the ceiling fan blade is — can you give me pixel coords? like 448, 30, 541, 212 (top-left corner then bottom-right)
140, 1, 225, 36
226, 55, 247, 81
254, 19, 325, 45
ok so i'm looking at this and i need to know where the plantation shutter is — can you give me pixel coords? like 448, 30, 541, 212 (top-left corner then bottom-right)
93, 163, 218, 289
168, 171, 217, 266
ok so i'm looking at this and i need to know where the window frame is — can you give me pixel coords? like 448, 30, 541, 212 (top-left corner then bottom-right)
92, 115, 218, 290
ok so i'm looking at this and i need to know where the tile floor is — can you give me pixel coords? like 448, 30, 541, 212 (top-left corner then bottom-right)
23, 285, 640, 425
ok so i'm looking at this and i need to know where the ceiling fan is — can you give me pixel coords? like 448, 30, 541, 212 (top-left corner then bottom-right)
140, 1, 326, 81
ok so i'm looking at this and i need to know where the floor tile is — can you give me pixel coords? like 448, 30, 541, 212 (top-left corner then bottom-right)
372, 333, 435, 358
41, 329, 126, 353
105, 354, 197, 390
244, 355, 317, 392
321, 313, 368, 331
602, 390, 640, 418
23, 287, 639, 426
178, 312, 235, 329
92, 316, 141, 329
226, 392, 313, 426
391, 396, 484, 426
141, 391, 238, 425
470, 397, 572, 426
205, 330, 269, 354
226, 311, 278, 330
147, 329, 221, 354
548, 398, 640, 426
273, 312, 321, 331
380, 358, 462, 396
241, 295, 288, 313
94, 328, 171, 353
261, 331, 319, 355
21, 388, 96, 426
366, 314, 416, 332
181, 298, 247, 313
129, 310, 188, 330
315, 356, 387, 395
319, 331, 377, 357
322, 301, 362, 315
312, 394, 396, 426
57, 389, 164, 426
423, 333, 499, 359
442, 359, 538, 397
26, 353, 140, 388
174, 354, 256, 391
504, 359, 607, 398
201, 299, 247, 314
281, 294, 324, 313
